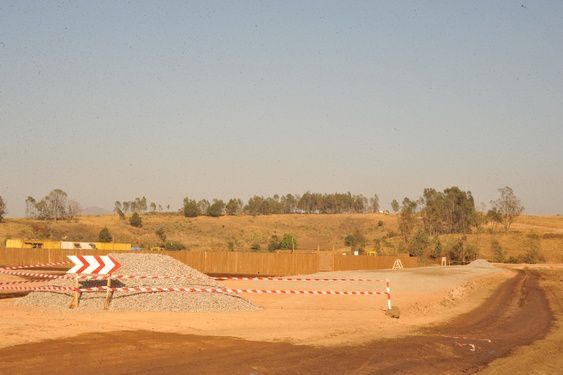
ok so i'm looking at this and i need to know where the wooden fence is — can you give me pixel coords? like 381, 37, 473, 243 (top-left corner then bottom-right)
0, 248, 417, 276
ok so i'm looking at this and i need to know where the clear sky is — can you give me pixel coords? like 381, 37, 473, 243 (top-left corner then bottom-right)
1, 1, 562, 216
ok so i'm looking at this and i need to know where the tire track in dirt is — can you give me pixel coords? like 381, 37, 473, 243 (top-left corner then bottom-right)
0, 269, 553, 374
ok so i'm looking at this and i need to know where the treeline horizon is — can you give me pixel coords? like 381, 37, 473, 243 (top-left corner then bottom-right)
0, 187, 526, 223
182, 192, 383, 217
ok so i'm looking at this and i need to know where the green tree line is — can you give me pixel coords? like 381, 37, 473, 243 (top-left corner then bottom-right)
182, 192, 381, 217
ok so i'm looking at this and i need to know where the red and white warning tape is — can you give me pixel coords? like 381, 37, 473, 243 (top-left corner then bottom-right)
76, 274, 388, 283
0, 268, 388, 284
213, 276, 386, 282
0, 285, 76, 292
78, 286, 389, 297
0, 262, 393, 309
0, 269, 72, 279
1, 261, 71, 270
0, 280, 51, 285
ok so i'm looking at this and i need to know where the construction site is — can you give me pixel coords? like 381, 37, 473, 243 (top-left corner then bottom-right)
1, 247, 562, 374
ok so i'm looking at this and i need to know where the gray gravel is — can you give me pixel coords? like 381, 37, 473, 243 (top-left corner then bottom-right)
16, 253, 257, 312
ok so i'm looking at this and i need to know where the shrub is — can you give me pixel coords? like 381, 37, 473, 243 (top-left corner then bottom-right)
523, 233, 544, 264
98, 227, 113, 243
491, 239, 505, 263
129, 212, 143, 228
155, 227, 166, 243
407, 230, 429, 258
227, 241, 235, 251
507, 255, 519, 264
268, 235, 281, 252
163, 241, 186, 250
344, 230, 366, 251
280, 233, 297, 250
464, 244, 479, 262
183, 198, 199, 217
447, 237, 466, 263
430, 238, 443, 259
251, 242, 261, 252
207, 199, 225, 217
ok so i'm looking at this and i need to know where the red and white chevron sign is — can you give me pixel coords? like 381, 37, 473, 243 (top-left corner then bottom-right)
66, 255, 121, 275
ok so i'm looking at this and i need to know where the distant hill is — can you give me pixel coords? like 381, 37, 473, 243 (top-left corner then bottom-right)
0, 213, 562, 263
80, 206, 113, 216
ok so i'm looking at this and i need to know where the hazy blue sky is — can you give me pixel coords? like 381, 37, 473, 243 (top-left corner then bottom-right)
1, 1, 562, 216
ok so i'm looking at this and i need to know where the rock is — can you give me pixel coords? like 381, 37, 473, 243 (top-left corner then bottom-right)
385, 306, 400, 319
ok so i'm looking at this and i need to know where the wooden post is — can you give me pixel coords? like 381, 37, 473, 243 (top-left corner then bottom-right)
69, 274, 80, 309
103, 277, 113, 310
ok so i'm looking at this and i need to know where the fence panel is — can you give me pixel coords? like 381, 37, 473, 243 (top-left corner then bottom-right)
334, 254, 417, 270
1, 248, 417, 275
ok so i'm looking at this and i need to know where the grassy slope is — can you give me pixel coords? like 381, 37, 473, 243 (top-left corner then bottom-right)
0, 213, 562, 262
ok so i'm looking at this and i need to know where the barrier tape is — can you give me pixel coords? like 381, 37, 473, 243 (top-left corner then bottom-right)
0, 269, 73, 279
0, 286, 76, 292
78, 286, 390, 296
0, 262, 393, 309
0, 280, 52, 285
1, 261, 71, 270
76, 274, 388, 283
1, 268, 387, 284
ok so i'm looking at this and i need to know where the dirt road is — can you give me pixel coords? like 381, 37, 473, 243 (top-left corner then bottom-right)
0, 268, 554, 374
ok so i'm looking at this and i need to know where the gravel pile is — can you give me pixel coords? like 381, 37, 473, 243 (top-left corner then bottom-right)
16, 253, 257, 312
467, 259, 495, 269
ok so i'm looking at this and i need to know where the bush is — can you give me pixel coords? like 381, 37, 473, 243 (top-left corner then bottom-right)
445, 237, 479, 263
280, 233, 297, 250
129, 212, 143, 228
507, 255, 519, 264
464, 244, 479, 262
227, 241, 236, 251
267, 233, 298, 252
523, 233, 544, 264
163, 241, 186, 250
251, 242, 261, 252
268, 235, 281, 252
407, 230, 429, 258
183, 198, 199, 217
98, 227, 113, 243
155, 227, 166, 243
207, 199, 225, 217
491, 239, 505, 263
344, 230, 366, 251
430, 238, 443, 259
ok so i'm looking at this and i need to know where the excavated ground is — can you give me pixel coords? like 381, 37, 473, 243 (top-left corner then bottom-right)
0, 268, 556, 375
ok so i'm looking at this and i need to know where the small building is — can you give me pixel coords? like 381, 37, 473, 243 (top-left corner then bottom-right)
5, 239, 61, 249
61, 241, 97, 250
4, 239, 131, 251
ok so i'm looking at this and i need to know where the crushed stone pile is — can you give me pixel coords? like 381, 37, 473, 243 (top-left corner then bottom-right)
467, 259, 495, 269
16, 253, 257, 312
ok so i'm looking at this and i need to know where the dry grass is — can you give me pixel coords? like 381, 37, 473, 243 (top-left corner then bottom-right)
0, 213, 562, 262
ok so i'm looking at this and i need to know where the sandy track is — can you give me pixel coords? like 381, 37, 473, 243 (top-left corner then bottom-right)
0, 268, 553, 375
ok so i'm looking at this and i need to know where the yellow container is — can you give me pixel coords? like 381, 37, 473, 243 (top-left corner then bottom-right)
5, 239, 24, 249
95, 242, 131, 251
